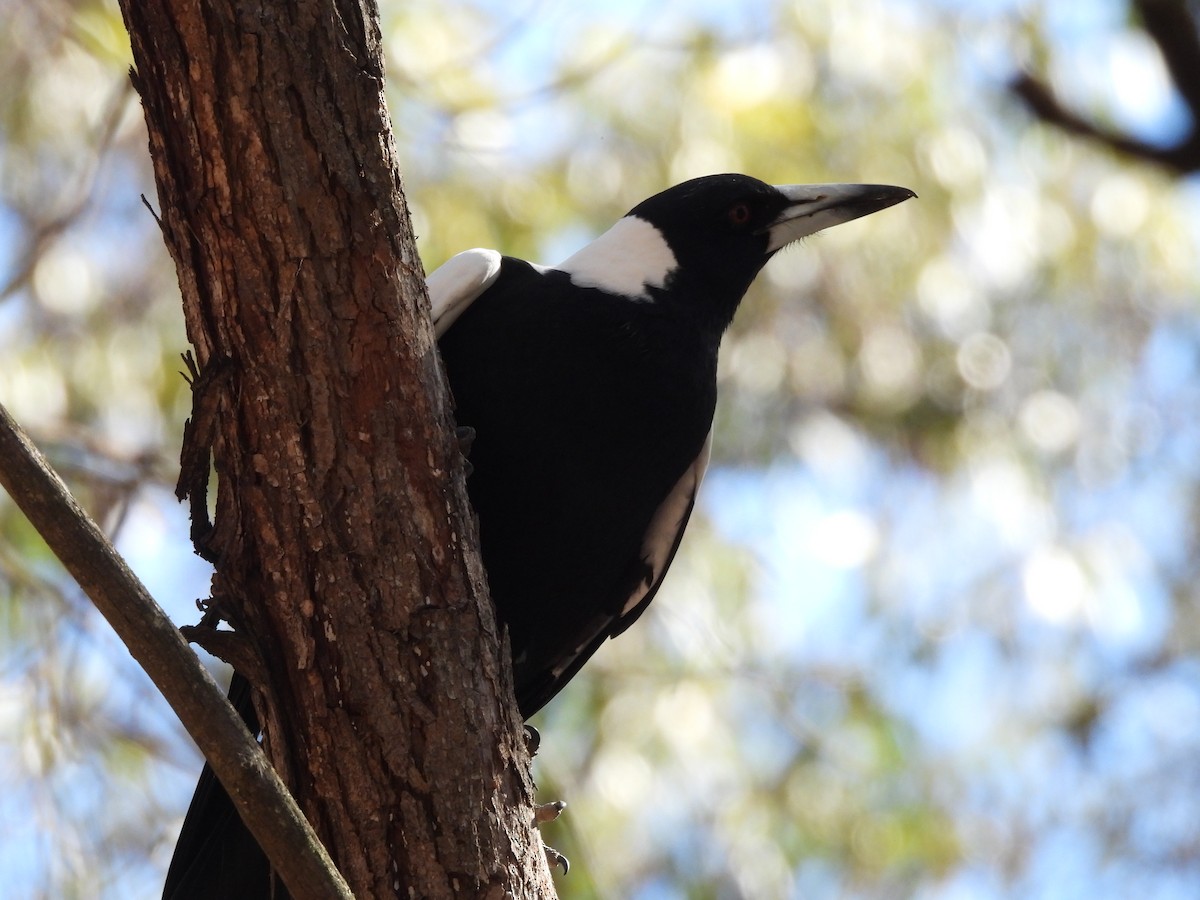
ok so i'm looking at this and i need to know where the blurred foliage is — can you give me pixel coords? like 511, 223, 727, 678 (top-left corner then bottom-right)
1, 0, 1199, 897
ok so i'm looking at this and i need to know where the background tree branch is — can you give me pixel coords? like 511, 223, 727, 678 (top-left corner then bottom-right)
1010, 0, 1200, 173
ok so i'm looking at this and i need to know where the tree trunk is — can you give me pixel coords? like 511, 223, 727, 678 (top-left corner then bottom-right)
117, 1, 553, 896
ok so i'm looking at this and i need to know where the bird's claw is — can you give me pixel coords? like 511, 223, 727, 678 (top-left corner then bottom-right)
524, 724, 541, 756
534, 800, 565, 825
522, 725, 565, 873
544, 844, 569, 875
533, 785, 567, 875
454, 425, 477, 476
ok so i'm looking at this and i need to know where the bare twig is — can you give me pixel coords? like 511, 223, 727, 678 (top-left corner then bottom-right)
1009, 0, 1200, 175
1136, 0, 1200, 116
1009, 71, 1200, 173
0, 77, 136, 304
0, 399, 354, 900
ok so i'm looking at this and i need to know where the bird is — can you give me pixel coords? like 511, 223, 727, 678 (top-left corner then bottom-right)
163, 173, 914, 897
432, 173, 914, 717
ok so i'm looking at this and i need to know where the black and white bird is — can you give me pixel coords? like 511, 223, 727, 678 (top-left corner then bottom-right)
433, 173, 913, 717
163, 174, 913, 898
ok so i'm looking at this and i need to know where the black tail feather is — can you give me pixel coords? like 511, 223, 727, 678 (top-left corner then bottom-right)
162, 673, 285, 900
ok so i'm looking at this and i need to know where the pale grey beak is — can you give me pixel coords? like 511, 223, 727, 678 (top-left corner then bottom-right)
765, 183, 916, 252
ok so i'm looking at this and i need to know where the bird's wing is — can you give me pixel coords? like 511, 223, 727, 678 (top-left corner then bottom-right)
427, 248, 503, 337
518, 437, 712, 716
612, 433, 712, 636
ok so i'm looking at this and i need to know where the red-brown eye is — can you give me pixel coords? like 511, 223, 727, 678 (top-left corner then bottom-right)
728, 202, 752, 227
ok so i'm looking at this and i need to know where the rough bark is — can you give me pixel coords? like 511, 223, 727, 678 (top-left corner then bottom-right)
117, 1, 553, 896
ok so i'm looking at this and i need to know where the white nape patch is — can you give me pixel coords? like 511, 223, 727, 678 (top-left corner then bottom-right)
426, 248, 502, 338
555, 215, 678, 300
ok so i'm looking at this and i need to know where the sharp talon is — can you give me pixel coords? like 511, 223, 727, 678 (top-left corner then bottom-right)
534, 800, 566, 825
523, 724, 541, 756
544, 845, 569, 875
454, 425, 477, 477
455, 425, 476, 454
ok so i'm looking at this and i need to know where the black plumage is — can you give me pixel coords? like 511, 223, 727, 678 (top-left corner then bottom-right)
434, 174, 913, 716
437, 257, 717, 715
163, 173, 913, 897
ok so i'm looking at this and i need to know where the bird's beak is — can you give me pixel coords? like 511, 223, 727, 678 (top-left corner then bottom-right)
764, 183, 916, 252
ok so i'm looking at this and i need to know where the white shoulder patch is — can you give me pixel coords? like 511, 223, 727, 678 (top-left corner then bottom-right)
426, 248, 502, 338
556, 215, 678, 300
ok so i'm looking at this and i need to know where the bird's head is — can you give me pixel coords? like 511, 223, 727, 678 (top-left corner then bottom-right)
558, 174, 914, 333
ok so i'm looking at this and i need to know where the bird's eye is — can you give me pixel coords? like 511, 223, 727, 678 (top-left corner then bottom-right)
728, 202, 752, 227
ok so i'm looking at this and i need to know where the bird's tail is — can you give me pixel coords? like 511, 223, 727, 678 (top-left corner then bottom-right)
162, 672, 284, 900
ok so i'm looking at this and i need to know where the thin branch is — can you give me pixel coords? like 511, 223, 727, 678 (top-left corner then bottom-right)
1009, 0, 1200, 174
1136, 0, 1200, 116
1009, 71, 1200, 174
0, 77, 136, 304
0, 399, 354, 900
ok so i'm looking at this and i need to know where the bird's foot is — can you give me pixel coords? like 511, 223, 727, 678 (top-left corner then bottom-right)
523, 725, 567, 873
524, 724, 541, 756
535, 800, 565, 824
533, 800, 568, 874
454, 425, 476, 476
544, 844, 569, 875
